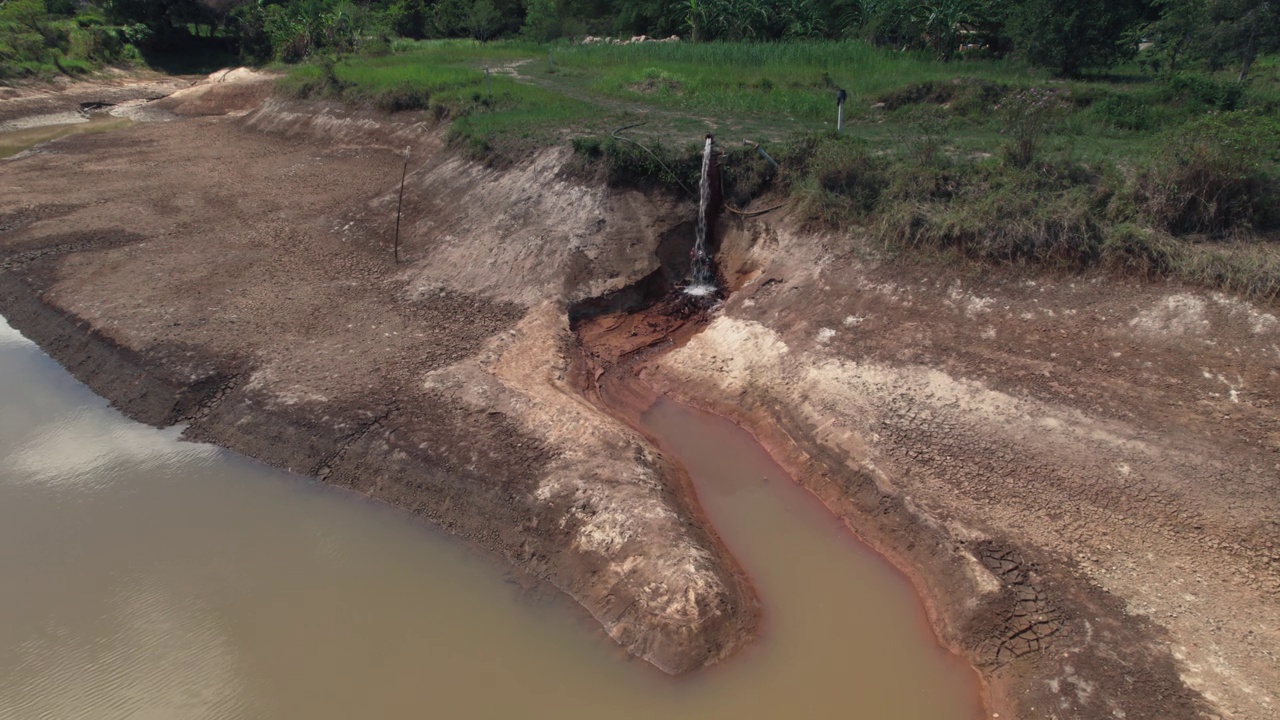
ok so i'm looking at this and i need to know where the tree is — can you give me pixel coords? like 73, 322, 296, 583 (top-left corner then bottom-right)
1203, 0, 1279, 80
466, 0, 500, 39
611, 0, 683, 38
913, 0, 989, 60
1007, 0, 1145, 76
389, 0, 433, 39
1148, 0, 1208, 75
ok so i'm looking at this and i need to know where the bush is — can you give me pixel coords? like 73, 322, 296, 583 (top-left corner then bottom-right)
374, 84, 430, 112
877, 180, 1107, 267
570, 136, 602, 158
1090, 93, 1154, 131
597, 137, 701, 192
1165, 73, 1246, 111
1137, 113, 1280, 235
1099, 223, 1180, 276
1006, 0, 1144, 77
790, 135, 888, 224
999, 88, 1067, 168
878, 79, 1006, 116
719, 144, 777, 208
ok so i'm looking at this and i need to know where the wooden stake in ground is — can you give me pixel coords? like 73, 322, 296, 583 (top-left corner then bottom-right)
394, 146, 409, 263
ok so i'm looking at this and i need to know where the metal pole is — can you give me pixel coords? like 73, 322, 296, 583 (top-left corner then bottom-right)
485, 67, 491, 97
394, 146, 409, 264
837, 103, 844, 133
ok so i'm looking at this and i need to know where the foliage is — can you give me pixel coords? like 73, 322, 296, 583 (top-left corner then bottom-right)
1201, 0, 1280, 80
231, 0, 391, 62
1136, 112, 1280, 234
1146, 0, 1280, 80
1089, 92, 1154, 131
911, 0, 985, 60
1145, 0, 1209, 75
1165, 72, 1245, 109
998, 87, 1066, 167
1006, 0, 1145, 76
1, 0, 143, 77
8, 0, 1274, 80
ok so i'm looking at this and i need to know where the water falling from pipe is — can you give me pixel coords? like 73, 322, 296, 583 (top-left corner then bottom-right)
685, 134, 717, 297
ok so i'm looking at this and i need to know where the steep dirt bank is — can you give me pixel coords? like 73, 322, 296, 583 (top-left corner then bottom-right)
3, 80, 1277, 719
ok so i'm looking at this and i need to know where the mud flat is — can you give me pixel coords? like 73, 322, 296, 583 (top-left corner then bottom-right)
2, 76, 1278, 719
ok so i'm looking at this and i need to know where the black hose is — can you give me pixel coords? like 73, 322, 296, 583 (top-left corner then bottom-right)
609, 122, 695, 197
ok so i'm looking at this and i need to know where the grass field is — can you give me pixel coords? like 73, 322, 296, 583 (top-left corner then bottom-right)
283, 41, 1280, 300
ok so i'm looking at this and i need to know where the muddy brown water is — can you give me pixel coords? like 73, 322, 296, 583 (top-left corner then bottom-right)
0, 114, 134, 159
0, 314, 978, 719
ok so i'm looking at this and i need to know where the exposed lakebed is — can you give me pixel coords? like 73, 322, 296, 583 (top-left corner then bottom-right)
0, 312, 976, 718
0, 113, 134, 159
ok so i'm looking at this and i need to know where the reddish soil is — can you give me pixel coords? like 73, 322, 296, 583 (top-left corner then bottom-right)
3, 76, 1278, 720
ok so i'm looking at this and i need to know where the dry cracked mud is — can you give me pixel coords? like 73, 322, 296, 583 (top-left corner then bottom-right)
2, 73, 1277, 720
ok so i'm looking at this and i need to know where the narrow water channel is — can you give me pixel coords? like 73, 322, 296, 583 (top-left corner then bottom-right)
0, 114, 134, 159
0, 314, 977, 719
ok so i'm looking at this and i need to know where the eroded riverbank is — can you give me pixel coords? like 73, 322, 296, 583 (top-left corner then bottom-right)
2, 76, 1277, 720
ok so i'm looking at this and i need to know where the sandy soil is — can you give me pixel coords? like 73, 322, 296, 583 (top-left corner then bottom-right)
3, 77, 1277, 719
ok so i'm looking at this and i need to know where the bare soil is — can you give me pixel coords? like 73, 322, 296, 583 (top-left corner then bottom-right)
2, 76, 1277, 720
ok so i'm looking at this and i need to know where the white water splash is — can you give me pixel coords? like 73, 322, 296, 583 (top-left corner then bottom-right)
685, 135, 716, 297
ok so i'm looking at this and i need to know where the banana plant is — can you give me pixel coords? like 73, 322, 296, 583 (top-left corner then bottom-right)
913, 0, 984, 60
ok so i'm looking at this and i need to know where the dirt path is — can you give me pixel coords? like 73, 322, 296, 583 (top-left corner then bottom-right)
2, 80, 1277, 720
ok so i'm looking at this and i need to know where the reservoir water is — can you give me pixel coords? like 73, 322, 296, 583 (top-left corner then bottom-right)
0, 314, 977, 719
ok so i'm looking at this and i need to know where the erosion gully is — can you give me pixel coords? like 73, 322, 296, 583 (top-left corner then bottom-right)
0, 130, 982, 718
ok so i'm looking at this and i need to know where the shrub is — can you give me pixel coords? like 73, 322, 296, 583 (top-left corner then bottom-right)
374, 84, 430, 112
719, 144, 777, 207
1090, 93, 1154, 131
877, 181, 1107, 267
793, 136, 888, 224
570, 136, 603, 158
877, 79, 1006, 116
1165, 73, 1246, 111
999, 88, 1067, 168
1178, 247, 1280, 303
586, 137, 701, 193
1136, 113, 1280, 235
1099, 223, 1180, 276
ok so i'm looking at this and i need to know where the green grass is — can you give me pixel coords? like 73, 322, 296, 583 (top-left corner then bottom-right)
280, 40, 1280, 300
552, 40, 1035, 125
279, 41, 599, 156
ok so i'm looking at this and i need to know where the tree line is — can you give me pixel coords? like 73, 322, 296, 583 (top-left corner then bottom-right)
2, 0, 1277, 79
